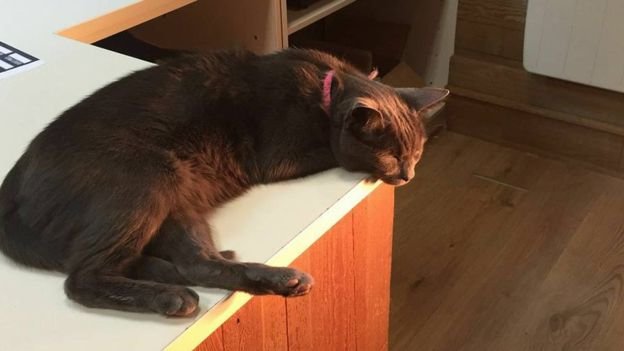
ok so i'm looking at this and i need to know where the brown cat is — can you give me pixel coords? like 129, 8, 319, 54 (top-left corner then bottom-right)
0, 49, 447, 317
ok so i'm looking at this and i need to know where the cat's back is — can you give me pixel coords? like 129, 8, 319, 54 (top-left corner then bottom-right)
0, 48, 356, 270
0, 51, 251, 269
43, 49, 257, 140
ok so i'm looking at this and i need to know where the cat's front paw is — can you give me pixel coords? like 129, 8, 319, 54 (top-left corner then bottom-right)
281, 269, 314, 297
244, 264, 314, 297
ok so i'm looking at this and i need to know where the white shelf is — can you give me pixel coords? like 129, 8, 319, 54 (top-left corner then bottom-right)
287, 0, 356, 35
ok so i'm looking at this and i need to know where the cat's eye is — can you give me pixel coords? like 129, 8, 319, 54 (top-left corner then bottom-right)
391, 150, 402, 162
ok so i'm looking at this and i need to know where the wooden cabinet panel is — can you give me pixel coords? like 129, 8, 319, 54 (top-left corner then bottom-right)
286, 212, 356, 351
221, 298, 267, 351
195, 185, 395, 351
260, 296, 289, 350
195, 328, 224, 351
353, 184, 394, 351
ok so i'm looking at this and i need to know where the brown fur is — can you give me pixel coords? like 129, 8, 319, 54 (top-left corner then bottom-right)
0, 49, 446, 316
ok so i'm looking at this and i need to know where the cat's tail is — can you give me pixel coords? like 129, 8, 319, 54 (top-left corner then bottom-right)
0, 156, 58, 270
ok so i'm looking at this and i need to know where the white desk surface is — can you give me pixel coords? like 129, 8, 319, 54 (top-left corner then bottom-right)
0, 1, 377, 350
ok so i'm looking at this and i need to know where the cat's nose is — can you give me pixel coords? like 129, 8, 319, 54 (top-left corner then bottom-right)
399, 164, 414, 182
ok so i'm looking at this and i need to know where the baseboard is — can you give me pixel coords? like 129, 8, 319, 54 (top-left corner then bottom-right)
445, 95, 624, 177
448, 53, 624, 137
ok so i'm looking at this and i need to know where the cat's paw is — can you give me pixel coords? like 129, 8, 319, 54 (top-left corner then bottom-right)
152, 287, 199, 317
219, 250, 237, 261
245, 264, 314, 297
281, 269, 314, 297
364, 175, 378, 184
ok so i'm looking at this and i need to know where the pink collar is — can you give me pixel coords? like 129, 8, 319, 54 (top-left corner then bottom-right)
322, 70, 335, 114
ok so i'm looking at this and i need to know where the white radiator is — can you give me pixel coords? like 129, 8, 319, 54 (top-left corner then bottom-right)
524, 0, 624, 93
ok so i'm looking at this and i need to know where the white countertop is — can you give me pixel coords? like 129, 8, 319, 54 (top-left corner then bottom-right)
0, 1, 377, 350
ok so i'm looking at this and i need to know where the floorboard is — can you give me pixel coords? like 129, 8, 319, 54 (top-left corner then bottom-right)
391, 131, 624, 351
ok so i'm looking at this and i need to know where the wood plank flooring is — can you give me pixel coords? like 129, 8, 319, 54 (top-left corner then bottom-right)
390, 131, 624, 351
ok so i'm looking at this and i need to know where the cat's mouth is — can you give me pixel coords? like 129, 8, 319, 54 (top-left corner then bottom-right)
381, 177, 410, 187
364, 175, 409, 186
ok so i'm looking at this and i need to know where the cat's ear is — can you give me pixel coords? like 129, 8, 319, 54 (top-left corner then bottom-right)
368, 68, 379, 80
345, 100, 385, 142
396, 87, 449, 116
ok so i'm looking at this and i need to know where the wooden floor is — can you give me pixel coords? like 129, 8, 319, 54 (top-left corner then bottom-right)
390, 131, 624, 351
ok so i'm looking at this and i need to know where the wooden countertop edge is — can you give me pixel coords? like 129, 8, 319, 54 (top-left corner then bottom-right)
57, 0, 196, 44
164, 178, 382, 351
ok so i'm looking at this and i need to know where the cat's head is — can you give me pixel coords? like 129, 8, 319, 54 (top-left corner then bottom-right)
328, 73, 448, 186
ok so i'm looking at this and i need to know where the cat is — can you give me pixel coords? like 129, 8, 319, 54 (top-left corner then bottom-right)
0, 49, 447, 317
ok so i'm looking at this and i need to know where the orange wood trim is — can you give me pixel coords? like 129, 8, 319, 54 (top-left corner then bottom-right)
57, 0, 195, 43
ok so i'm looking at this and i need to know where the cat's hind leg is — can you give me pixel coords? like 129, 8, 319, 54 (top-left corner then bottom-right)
62, 189, 200, 316
145, 217, 314, 297
65, 266, 199, 316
